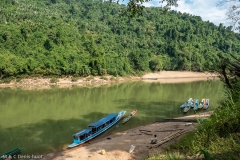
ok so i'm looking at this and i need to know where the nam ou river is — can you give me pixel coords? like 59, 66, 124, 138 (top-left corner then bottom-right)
0, 80, 224, 155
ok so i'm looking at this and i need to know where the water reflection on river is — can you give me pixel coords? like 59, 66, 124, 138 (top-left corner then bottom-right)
0, 80, 224, 155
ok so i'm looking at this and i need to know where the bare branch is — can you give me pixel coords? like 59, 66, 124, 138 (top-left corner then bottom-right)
217, 0, 240, 31
217, 0, 237, 7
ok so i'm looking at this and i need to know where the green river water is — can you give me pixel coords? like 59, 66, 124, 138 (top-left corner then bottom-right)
0, 80, 224, 155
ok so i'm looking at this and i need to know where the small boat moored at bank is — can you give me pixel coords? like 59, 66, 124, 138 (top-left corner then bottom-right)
68, 110, 126, 148
122, 109, 137, 124
180, 101, 188, 108
193, 99, 199, 110
203, 99, 210, 109
198, 99, 205, 109
183, 106, 191, 113
180, 98, 194, 108
188, 98, 194, 107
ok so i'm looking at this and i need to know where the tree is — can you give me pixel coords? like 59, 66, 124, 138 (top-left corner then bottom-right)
111, 0, 179, 16
1, 0, 239, 79
217, 0, 240, 32
112, 0, 240, 32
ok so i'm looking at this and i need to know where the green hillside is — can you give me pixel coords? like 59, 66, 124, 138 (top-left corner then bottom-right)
0, 0, 239, 79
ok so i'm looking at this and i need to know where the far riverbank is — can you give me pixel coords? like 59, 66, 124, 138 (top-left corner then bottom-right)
0, 71, 218, 90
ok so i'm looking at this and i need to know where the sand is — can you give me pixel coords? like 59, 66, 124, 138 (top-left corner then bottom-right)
43, 112, 212, 160
141, 71, 218, 83
0, 71, 218, 90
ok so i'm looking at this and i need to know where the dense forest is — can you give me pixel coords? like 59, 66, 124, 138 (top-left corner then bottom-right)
0, 0, 240, 79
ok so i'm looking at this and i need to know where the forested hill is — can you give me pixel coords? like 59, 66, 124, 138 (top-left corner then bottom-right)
0, 0, 240, 78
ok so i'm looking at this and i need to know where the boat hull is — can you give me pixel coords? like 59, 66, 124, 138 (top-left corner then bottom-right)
68, 110, 126, 148
203, 99, 210, 109
193, 99, 199, 110
198, 99, 205, 109
183, 106, 191, 113
122, 110, 137, 124
180, 98, 194, 108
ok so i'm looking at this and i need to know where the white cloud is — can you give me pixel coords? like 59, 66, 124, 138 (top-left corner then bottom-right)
120, 0, 231, 26
171, 0, 229, 26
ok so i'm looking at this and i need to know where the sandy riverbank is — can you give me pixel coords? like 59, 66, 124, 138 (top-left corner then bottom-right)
43, 111, 213, 160
0, 71, 218, 89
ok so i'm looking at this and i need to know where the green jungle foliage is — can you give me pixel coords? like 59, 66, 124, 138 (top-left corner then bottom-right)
155, 55, 240, 160
190, 56, 240, 159
0, 0, 240, 79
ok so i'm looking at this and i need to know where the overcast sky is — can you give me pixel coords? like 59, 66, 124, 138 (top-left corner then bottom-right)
119, 0, 231, 26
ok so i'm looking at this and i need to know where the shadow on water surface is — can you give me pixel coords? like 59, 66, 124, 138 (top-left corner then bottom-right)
0, 112, 109, 155
0, 108, 181, 159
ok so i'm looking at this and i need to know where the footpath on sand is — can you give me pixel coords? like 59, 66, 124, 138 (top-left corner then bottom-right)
43, 111, 213, 160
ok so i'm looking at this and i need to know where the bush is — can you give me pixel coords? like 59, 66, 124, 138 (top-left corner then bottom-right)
86, 76, 94, 81
50, 77, 58, 83
71, 77, 79, 82
100, 76, 108, 80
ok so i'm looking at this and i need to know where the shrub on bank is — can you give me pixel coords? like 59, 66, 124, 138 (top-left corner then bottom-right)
146, 81, 240, 160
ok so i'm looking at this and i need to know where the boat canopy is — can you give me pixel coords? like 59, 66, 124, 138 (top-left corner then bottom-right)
73, 128, 91, 137
88, 113, 118, 128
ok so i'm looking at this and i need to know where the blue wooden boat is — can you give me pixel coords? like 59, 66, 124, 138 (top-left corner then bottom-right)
193, 99, 199, 110
188, 98, 194, 107
183, 106, 191, 113
0, 148, 21, 160
203, 99, 210, 109
68, 110, 126, 148
180, 98, 193, 108
180, 101, 188, 108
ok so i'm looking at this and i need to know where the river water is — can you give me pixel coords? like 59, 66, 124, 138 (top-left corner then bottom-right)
0, 80, 224, 155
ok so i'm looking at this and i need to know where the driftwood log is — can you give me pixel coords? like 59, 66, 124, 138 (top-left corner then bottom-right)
139, 129, 153, 135
139, 129, 151, 132
156, 118, 198, 123
155, 128, 184, 132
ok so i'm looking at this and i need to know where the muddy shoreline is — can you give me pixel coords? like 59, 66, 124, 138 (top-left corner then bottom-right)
0, 71, 218, 90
